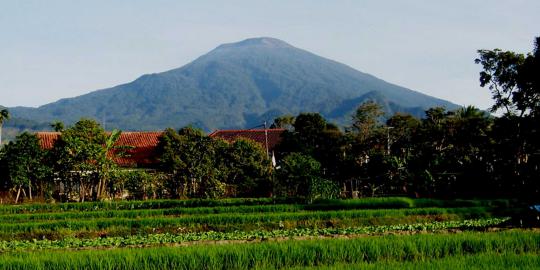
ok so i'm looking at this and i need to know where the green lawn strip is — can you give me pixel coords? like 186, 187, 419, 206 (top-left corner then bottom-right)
289, 252, 540, 270
0, 218, 509, 251
0, 227, 534, 270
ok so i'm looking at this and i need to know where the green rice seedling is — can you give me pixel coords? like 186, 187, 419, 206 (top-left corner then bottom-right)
0, 204, 306, 223
0, 198, 515, 215
0, 198, 290, 215
309, 197, 415, 210
292, 252, 540, 270
0, 229, 536, 269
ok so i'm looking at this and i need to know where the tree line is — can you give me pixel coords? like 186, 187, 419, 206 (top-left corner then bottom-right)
0, 121, 275, 203
0, 37, 538, 203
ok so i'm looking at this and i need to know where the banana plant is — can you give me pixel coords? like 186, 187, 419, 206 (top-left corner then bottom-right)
95, 129, 122, 200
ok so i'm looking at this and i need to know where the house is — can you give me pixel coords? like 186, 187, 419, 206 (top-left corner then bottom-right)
36, 128, 286, 167
36, 131, 163, 168
209, 129, 285, 155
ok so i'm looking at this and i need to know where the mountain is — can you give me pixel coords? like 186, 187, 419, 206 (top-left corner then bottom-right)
0, 106, 51, 143
9, 37, 458, 131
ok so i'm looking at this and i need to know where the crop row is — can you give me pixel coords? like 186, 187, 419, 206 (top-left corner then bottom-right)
0, 197, 515, 215
0, 228, 535, 269
0, 207, 494, 234
0, 205, 497, 225
0, 198, 281, 214
295, 253, 540, 270
0, 204, 306, 223
0, 218, 510, 251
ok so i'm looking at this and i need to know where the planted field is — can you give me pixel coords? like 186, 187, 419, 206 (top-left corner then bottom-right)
0, 231, 538, 269
0, 197, 531, 269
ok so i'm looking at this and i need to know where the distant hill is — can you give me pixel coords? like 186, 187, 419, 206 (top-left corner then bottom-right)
0, 106, 51, 143
9, 37, 458, 131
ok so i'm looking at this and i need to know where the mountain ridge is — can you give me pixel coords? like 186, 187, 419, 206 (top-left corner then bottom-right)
8, 37, 458, 131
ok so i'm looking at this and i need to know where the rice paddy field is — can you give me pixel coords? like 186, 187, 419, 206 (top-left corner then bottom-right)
0, 197, 537, 269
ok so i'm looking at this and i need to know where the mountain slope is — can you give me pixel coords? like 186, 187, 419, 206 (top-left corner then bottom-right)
0, 106, 51, 143
10, 37, 457, 131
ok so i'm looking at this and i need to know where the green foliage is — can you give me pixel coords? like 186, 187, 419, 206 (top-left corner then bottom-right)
276, 153, 338, 202
117, 170, 163, 200
349, 101, 385, 143
277, 113, 346, 184
0, 109, 9, 125
157, 127, 275, 199
270, 114, 295, 129
50, 121, 64, 132
476, 37, 540, 117
473, 37, 540, 199
157, 127, 225, 198
0, 132, 49, 202
0, 108, 10, 145
220, 138, 273, 197
47, 119, 121, 201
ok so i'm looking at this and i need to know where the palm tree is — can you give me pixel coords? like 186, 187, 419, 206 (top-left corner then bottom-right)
50, 121, 65, 132
0, 109, 10, 146
455, 105, 486, 119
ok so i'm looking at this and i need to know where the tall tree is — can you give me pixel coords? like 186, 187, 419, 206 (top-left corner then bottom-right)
157, 127, 225, 198
475, 37, 540, 117
48, 119, 110, 201
0, 132, 49, 203
0, 109, 10, 146
50, 121, 65, 132
270, 115, 295, 130
349, 101, 385, 143
277, 113, 346, 183
476, 37, 540, 198
94, 129, 121, 200
384, 113, 421, 194
275, 152, 338, 202
220, 138, 273, 197
341, 102, 387, 196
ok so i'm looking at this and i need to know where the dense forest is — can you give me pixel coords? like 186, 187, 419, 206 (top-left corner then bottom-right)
0, 37, 538, 203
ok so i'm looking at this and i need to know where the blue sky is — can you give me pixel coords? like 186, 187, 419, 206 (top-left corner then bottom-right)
0, 0, 538, 109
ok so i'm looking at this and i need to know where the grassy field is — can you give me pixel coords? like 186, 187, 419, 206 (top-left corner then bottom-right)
0, 197, 534, 269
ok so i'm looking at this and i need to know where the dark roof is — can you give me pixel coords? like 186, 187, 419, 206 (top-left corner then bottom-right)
209, 129, 285, 153
36, 131, 163, 168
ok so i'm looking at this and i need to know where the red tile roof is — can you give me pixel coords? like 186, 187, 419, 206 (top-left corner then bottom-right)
36, 131, 163, 168
36, 128, 286, 167
37, 132, 61, 149
209, 129, 285, 153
